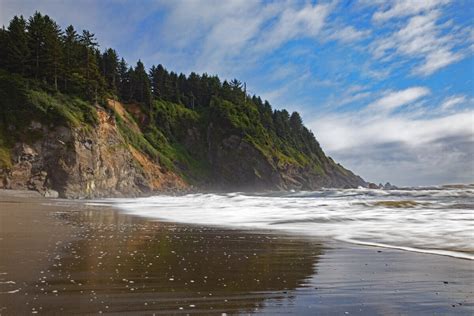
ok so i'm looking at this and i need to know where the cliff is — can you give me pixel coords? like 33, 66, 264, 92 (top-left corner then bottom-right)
1, 108, 185, 198
0, 71, 365, 198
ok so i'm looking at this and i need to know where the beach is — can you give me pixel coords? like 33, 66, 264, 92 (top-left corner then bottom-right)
0, 190, 473, 315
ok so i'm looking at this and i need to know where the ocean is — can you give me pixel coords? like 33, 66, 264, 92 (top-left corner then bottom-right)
92, 185, 474, 260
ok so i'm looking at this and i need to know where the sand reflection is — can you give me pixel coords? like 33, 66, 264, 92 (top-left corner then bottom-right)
22, 208, 323, 314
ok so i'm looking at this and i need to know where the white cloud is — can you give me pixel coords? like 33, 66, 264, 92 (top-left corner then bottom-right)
314, 109, 473, 151
372, 0, 450, 22
152, 1, 334, 76
371, 9, 466, 76
414, 48, 462, 76
256, 3, 331, 51
325, 25, 370, 43
309, 87, 474, 185
367, 87, 430, 112
333, 135, 473, 186
158, 0, 267, 49
440, 95, 466, 111
338, 91, 372, 106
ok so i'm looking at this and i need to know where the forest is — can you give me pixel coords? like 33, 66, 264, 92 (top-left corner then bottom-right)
0, 11, 359, 191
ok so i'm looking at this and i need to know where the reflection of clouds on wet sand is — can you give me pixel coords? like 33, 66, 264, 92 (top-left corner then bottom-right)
16, 208, 323, 314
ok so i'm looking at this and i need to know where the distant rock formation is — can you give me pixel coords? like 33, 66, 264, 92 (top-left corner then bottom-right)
366, 182, 398, 190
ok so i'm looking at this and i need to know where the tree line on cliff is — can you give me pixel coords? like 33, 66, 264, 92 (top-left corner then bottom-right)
0, 12, 325, 163
0, 11, 360, 189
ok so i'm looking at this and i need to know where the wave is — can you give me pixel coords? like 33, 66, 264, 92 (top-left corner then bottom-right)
90, 187, 474, 260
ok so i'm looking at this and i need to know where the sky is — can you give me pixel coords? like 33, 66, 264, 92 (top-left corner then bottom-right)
1, 0, 473, 186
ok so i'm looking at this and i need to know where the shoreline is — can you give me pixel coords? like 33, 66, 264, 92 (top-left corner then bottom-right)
1, 190, 473, 314
333, 238, 474, 261
103, 206, 474, 262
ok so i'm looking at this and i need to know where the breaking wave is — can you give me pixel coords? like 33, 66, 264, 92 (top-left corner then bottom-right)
91, 185, 474, 260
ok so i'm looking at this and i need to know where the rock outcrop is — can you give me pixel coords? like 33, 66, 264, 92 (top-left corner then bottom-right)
0, 108, 186, 198
0, 97, 365, 197
205, 134, 365, 191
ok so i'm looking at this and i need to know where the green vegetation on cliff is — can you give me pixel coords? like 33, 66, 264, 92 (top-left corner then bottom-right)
0, 12, 364, 190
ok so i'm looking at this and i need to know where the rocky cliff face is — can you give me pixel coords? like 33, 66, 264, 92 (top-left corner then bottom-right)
203, 134, 365, 191
0, 107, 186, 198
0, 116, 365, 197
0, 97, 365, 198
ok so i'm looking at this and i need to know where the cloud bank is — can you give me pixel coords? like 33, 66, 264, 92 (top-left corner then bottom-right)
310, 87, 473, 186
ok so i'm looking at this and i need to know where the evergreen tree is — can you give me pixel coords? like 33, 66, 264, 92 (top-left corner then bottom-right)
273, 109, 291, 140
27, 12, 46, 80
125, 66, 134, 101
177, 73, 187, 99
117, 58, 129, 100
229, 78, 242, 90
79, 30, 102, 101
168, 71, 180, 104
289, 112, 303, 131
43, 16, 63, 90
101, 48, 119, 93
131, 60, 152, 109
0, 27, 7, 70
79, 30, 98, 81
149, 65, 158, 97
62, 25, 79, 92
178, 72, 201, 108
5, 15, 30, 75
258, 100, 274, 130
205, 75, 221, 104
149, 64, 166, 99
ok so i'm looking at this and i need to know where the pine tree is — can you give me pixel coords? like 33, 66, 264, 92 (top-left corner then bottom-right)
79, 30, 98, 81
101, 48, 119, 93
125, 66, 134, 101
162, 68, 173, 100
257, 100, 273, 130
5, 15, 30, 75
168, 71, 180, 104
117, 58, 129, 100
229, 78, 242, 90
0, 27, 7, 70
289, 112, 303, 131
79, 30, 102, 101
273, 110, 291, 140
132, 60, 152, 109
27, 12, 47, 80
62, 25, 79, 92
149, 65, 159, 98
188, 72, 206, 107
43, 16, 63, 90
177, 73, 188, 105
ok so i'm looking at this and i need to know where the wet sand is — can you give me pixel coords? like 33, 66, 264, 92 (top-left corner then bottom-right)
0, 191, 473, 315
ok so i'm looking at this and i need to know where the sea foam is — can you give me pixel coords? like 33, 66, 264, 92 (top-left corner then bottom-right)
90, 186, 474, 260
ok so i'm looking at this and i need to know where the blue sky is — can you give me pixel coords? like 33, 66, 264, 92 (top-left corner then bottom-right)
1, 0, 473, 186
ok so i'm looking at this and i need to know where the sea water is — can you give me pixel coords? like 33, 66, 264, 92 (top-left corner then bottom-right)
92, 185, 474, 260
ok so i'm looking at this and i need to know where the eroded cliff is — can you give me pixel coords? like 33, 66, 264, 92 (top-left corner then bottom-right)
0, 71, 365, 197
1, 105, 186, 198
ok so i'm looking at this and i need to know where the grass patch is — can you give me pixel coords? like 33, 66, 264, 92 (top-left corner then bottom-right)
27, 90, 98, 127
0, 125, 12, 169
0, 147, 11, 169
